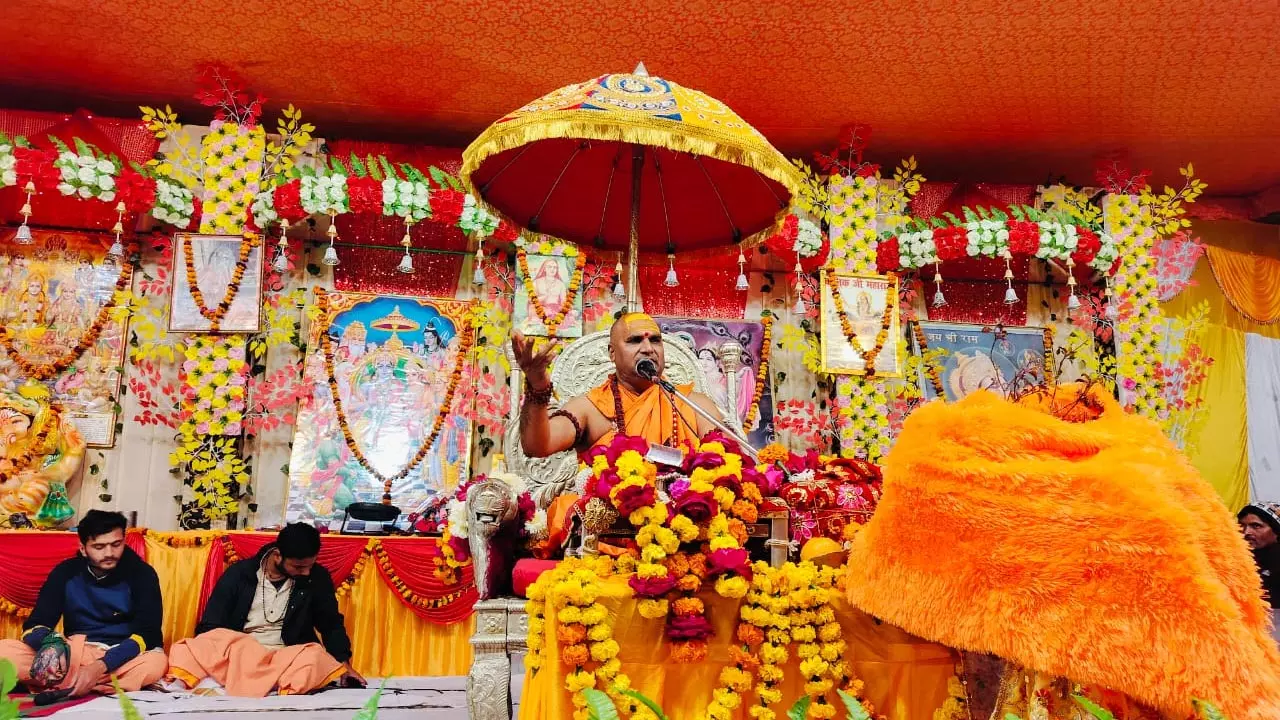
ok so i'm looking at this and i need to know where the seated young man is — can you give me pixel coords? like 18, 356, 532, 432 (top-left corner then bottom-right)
0, 510, 166, 697
166, 523, 365, 697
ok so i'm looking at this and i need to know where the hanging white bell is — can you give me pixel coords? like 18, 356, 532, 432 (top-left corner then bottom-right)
1066, 292, 1081, 311
663, 254, 679, 287
397, 252, 415, 274
735, 271, 749, 291
273, 248, 289, 273
932, 288, 947, 307
107, 238, 124, 258
613, 260, 626, 298
793, 294, 806, 315
1003, 285, 1019, 304
322, 242, 340, 266
14, 223, 33, 245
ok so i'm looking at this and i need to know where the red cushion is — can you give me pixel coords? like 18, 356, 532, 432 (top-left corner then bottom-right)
512, 559, 559, 598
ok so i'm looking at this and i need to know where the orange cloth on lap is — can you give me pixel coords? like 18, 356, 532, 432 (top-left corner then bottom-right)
0, 635, 166, 693
167, 629, 343, 698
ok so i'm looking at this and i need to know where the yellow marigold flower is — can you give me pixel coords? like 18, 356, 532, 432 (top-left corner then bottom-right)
757, 686, 783, 705
799, 656, 829, 678
808, 701, 837, 719
709, 535, 738, 552
640, 544, 667, 564
715, 575, 749, 599
580, 604, 607, 627
820, 643, 841, 662
712, 688, 741, 710
819, 622, 841, 642
615, 553, 637, 575
670, 515, 698, 542
655, 527, 679, 554
597, 657, 622, 680
590, 639, 620, 662
637, 562, 668, 579
565, 669, 596, 693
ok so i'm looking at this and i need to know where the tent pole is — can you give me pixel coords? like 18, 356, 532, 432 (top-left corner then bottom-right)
626, 144, 644, 312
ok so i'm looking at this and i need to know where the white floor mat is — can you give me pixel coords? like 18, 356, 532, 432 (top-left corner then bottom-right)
51, 677, 470, 719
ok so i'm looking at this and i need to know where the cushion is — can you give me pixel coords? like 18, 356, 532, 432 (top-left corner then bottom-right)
512, 558, 558, 598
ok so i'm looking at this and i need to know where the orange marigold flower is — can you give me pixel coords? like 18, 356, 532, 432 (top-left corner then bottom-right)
728, 519, 749, 546
561, 643, 590, 666
688, 553, 708, 578
666, 553, 691, 577
731, 500, 759, 523
673, 597, 705, 616
676, 574, 702, 593
742, 483, 763, 504
556, 623, 587, 646
670, 640, 708, 664
736, 624, 765, 648
758, 443, 789, 465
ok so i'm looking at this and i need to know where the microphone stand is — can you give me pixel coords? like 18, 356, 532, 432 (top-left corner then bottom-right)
647, 374, 760, 462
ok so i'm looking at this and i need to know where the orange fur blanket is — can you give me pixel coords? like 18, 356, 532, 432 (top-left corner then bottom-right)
845, 385, 1280, 720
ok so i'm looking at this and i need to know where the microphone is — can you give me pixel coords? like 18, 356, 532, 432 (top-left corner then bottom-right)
636, 358, 658, 380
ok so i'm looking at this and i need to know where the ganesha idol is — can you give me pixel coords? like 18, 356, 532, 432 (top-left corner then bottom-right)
0, 384, 85, 528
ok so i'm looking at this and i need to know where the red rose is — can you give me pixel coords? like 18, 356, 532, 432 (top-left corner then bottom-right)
613, 482, 656, 516
628, 573, 677, 598
1007, 221, 1040, 255
1072, 227, 1101, 265
707, 548, 750, 577
14, 147, 59, 191
433, 189, 466, 226
116, 168, 157, 214
673, 489, 718, 523
494, 220, 520, 242
347, 176, 383, 215
933, 227, 967, 261
273, 180, 306, 222
875, 237, 901, 273
666, 614, 713, 642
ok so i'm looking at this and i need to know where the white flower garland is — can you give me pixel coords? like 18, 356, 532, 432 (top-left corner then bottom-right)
964, 218, 1007, 258
900, 228, 938, 267
251, 188, 277, 229
1035, 221, 1077, 259
54, 151, 118, 202
0, 143, 15, 187
795, 217, 824, 257
300, 173, 348, 215
458, 194, 499, 237
1090, 234, 1120, 272
152, 177, 195, 228
381, 178, 431, 221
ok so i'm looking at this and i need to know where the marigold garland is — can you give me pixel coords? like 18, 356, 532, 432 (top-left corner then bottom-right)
909, 321, 945, 397
743, 314, 773, 430
517, 247, 586, 337
317, 289, 473, 502
823, 269, 894, 377
0, 402, 60, 487
370, 540, 471, 610
0, 259, 133, 382
183, 233, 258, 332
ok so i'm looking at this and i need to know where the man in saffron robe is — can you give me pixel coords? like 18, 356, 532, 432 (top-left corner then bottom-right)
164, 523, 364, 697
0, 511, 166, 698
513, 313, 725, 547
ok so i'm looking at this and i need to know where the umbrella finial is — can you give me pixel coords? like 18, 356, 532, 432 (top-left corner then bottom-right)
633, 61, 649, 77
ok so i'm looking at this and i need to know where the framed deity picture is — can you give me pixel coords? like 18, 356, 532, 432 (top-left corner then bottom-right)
656, 317, 776, 447
913, 321, 1050, 401
286, 290, 475, 526
0, 228, 131, 447
820, 272, 902, 376
512, 249, 584, 338
168, 233, 263, 333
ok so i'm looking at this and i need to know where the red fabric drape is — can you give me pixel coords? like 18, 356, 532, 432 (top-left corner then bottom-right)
374, 537, 477, 625
333, 246, 463, 298
924, 280, 1029, 326
639, 264, 748, 318
227, 534, 369, 584
124, 529, 147, 561
0, 534, 79, 609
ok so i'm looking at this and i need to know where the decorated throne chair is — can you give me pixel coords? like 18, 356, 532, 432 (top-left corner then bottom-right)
466, 329, 788, 720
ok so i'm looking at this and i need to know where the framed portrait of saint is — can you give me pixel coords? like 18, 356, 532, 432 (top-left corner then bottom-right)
820, 272, 902, 376
168, 233, 263, 333
512, 250, 584, 338
913, 321, 1050, 401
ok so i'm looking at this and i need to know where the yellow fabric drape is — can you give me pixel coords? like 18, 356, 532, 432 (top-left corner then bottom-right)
341, 566, 475, 677
1205, 244, 1280, 324
2, 533, 474, 678
520, 575, 953, 720
1162, 221, 1280, 511
144, 535, 218, 650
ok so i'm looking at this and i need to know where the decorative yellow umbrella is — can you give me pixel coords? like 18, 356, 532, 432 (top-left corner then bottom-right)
461, 63, 802, 306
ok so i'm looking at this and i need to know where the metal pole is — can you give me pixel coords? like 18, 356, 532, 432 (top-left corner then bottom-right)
654, 378, 758, 461
627, 145, 644, 312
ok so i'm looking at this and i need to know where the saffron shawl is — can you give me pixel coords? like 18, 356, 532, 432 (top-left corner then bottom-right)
845, 384, 1280, 720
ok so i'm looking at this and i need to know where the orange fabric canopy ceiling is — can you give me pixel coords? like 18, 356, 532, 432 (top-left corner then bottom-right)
1, 0, 1276, 194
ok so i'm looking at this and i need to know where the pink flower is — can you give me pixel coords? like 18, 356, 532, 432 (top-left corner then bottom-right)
229, 345, 246, 361
225, 422, 242, 435
447, 533, 470, 562
182, 360, 199, 373
196, 422, 210, 435
213, 358, 229, 372
707, 548, 750, 577
629, 573, 677, 598
666, 614, 713, 641
229, 374, 247, 386
1122, 377, 1137, 391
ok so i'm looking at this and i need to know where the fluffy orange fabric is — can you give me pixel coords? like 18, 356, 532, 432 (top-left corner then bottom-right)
845, 384, 1280, 720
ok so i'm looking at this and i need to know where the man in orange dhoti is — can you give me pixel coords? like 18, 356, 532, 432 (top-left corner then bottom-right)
513, 313, 725, 546
165, 523, 364, 697
0, 511, 167, 698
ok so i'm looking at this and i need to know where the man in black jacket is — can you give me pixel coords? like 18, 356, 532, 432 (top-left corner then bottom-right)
0, 510, 167, 697
165, 523, 365, 697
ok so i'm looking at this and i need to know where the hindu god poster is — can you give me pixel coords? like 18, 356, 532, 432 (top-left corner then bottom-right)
512, 248, 584, 338
169, 233, 263, 333
656, 317, 775, 447
287, 290, 474, 525
0, 228, 129, 447
820, 273, 902, 376
915, 321, 1048, 401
